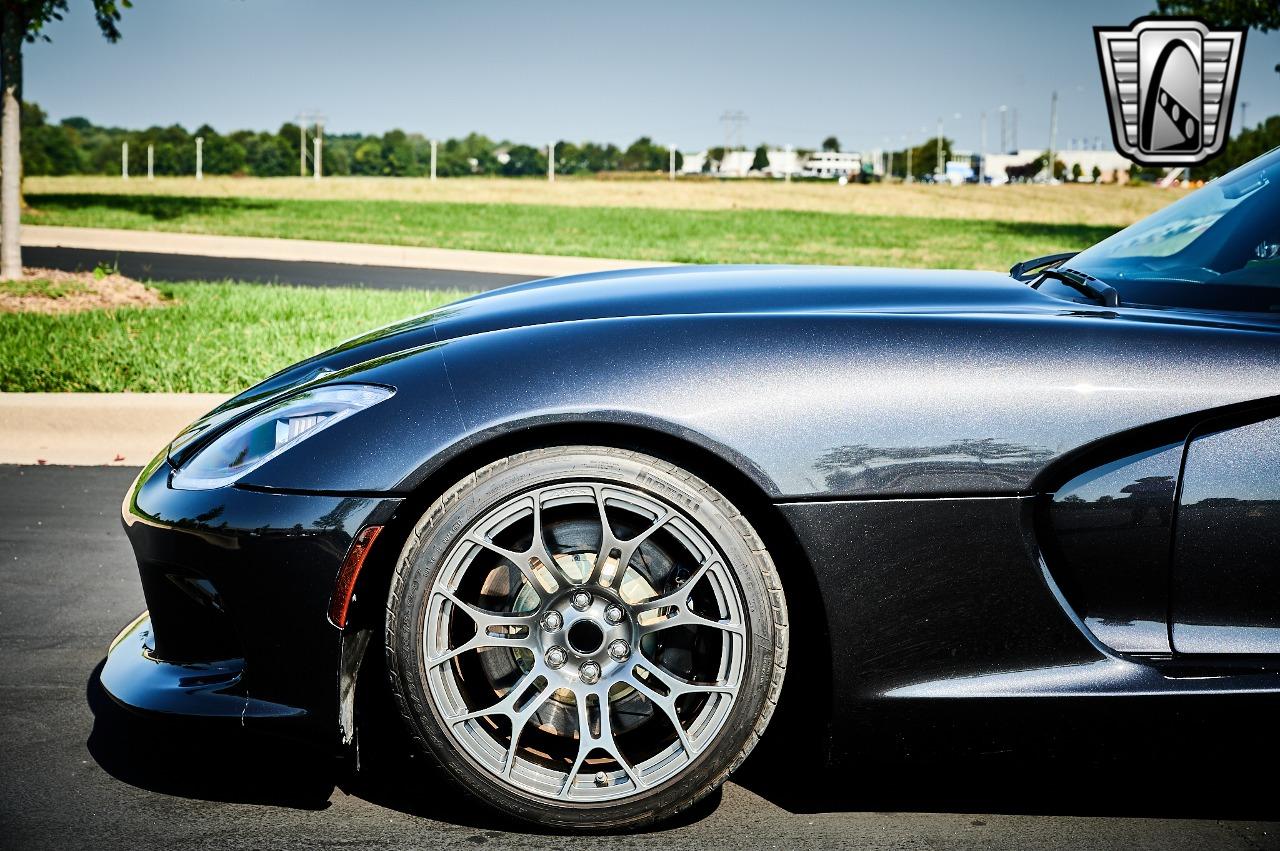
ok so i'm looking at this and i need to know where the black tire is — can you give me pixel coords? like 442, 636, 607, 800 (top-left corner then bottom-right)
385, 446, 788, 831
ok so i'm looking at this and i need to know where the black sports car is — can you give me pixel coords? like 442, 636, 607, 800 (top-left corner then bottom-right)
107, 149, 1280, 830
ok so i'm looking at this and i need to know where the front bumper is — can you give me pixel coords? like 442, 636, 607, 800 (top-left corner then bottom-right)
109, 454, 403, 746
102, 611, 303, 720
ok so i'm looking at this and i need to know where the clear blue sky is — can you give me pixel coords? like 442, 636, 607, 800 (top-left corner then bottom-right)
27, 0, 1280, 153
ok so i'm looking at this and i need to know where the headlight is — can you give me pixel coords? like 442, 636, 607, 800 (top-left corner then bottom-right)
172, 384, 394, 489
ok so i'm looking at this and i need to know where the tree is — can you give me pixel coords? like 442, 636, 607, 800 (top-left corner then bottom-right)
751, 144, 769, 172
1071, 162, 1083, 182
499, 144, 544, 177
821, 135, 840, 152
1156, 1, 1280, 32
1091, 164, 1103, 183
1, 1, 128, 279
620, 137, 666, 172
911, 136, 952, 179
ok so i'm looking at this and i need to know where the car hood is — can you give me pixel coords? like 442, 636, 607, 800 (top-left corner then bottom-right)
332, 263, 1050, 361
251, 264, 1052, 391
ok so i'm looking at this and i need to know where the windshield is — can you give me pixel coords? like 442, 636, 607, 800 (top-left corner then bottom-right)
1070, 147, 1280, 313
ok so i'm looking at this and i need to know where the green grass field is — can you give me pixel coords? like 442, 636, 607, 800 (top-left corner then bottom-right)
0, 281, 468, 392
24, 193, 1119, 270
9, 180, 1161, 392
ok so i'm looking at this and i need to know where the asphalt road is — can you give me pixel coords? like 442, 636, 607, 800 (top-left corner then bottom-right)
25, 245, 535, 291
1, 464, 1276, 850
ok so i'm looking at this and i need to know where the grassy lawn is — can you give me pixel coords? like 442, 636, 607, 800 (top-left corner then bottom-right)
26, 175, 1173, 226
0, 281, 469, 392
23, 193, 1121, 270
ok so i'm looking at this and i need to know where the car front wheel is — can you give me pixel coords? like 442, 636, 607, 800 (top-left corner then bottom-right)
385, 446, 788, 830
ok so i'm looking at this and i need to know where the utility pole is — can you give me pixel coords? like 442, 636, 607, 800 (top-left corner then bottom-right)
719, 110, 748, 157
668, 144, 676, 181
1048, 91, 1059, 182
195, 137, 203, 180
999, 105, 1007, 153
906, 145, 912, 182
935, 117, 943, 178
121, 142, 128, 179
430, 139, 438, 181
1240, 101, 1249, 133
979, 112, 986, 184
547, 142, 555, 182
313, 135, 322, 180
147, 144, 154, 180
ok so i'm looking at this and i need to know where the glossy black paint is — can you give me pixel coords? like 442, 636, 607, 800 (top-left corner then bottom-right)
1172, 414, 1280, 654
176, 266, 1280, 498
118, 453, 401, 743
101, 613, 301, 719
107, 262, 1280, 757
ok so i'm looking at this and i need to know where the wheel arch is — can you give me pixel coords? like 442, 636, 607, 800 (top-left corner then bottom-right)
342, 418, 832, 753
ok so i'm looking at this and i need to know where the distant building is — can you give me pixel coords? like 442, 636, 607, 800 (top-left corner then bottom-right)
718, 150, 756, 177
764, 149, 800, 178
1056, 148, 1132, 183
679, 150, 708, 174
800, 151, 862, 179
982, 147, 1132, 184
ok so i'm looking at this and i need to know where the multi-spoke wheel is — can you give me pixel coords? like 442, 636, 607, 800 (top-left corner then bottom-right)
386, 446, 788, 830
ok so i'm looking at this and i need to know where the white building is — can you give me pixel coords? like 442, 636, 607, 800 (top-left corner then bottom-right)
983, 147, 1133, 184
800, 151, 862, 179
679, 150, 707, 174
1057, 148, 1132, 182
764, 148, 801, 178
718, 150, 756, 177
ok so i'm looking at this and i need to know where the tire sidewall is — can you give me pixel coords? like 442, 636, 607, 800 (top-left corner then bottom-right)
386, 447, 784, 831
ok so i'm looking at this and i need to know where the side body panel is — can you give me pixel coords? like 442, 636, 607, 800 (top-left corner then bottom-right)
1172, 414, 1280, 654
782, 495, 1280, 762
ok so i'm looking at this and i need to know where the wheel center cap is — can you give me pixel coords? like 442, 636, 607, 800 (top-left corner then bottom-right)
567, 619, 604, 655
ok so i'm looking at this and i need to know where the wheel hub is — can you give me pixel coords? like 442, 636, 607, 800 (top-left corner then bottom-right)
537, 585, 634, 687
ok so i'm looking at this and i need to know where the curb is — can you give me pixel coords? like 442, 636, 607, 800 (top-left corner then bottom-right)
21, 225, 676, 278
0, 393, 227, 467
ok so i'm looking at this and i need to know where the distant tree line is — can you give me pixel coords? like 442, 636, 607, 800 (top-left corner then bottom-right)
12, 104, 684, 177
14, 100, 1278, 181
1194, 115, 1280, 179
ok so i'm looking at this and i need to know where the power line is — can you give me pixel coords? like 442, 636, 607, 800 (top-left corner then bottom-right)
719, 110, 748, 153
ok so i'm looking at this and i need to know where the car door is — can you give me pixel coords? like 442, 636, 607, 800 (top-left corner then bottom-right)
1171, 411, 1280, 655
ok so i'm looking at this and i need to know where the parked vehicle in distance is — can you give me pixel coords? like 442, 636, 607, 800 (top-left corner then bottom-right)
106, 148, 1280, 830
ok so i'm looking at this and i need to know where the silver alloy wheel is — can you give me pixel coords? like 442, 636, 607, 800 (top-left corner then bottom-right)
421, 481, 748, 803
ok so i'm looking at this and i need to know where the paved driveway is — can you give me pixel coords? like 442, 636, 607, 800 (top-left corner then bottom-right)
1, 465, 1275, 850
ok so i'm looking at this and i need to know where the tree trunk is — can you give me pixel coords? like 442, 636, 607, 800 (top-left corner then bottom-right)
1, 14, 22, 281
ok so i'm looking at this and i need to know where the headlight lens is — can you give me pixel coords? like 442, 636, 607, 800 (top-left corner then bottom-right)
172, 384, 393, 489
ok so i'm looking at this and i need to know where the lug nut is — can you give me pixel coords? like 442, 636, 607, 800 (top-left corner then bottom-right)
571, 590, 593, 611
594, 771, 609, 787
604, 604, 625, 624
607, 639, 630, 662
545, 646, 568, 669
540, 610, 563, 631
579, 660, 602, 684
